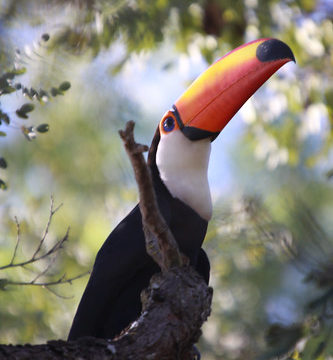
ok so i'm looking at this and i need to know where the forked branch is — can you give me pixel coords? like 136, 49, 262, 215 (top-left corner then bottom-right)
0, 197, 89, 296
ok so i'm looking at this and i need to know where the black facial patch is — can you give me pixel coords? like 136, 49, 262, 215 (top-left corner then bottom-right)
256, 39, 295, 63
182, 126, 220, 141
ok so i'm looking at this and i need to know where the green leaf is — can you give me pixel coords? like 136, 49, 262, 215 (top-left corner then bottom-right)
19, 103, 35, 113
36, 124, 49, 133
0, 111, 10, 124
22, 87, 32, 99
1, 72, 15, 81
16, 103, 35, 118
16, 110, 28, 119
12, 67, 26, 76
0, 68, 26, 95
0, 131, 6, 136
263, 323, 304, 358
0, 157, 7, 169
110, 57, 128, 75
0, 179, 7, 190
59, 81, 71, 91
41, 33, 50, 41
29, 88, 38, 98
51, 87, 60, 96
1, 86, 16, 95
38, 89, 49, 101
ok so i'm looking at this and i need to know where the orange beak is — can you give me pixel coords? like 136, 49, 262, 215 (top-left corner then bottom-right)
173, 38, 295, 141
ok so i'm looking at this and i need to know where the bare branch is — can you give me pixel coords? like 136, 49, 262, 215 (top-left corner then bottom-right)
0, 199, 87, 296
0, 227, 69, 271
32, 195, 63, 259
44, 285, 74, 299
5, 271, 90, 288
119, 120, 183, 271
30, 253, 58, 284
9, 216, 21, 265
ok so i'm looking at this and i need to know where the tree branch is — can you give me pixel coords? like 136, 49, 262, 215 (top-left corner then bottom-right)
119, 120, 183, 271
0, 199, 66, 271
9, 216, 21, 265
32, 196, 63, 259
0, 199, 88, 298
5, 271, 90, 288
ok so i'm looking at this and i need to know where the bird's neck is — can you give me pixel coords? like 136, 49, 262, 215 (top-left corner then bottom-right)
155, 131, 212, 221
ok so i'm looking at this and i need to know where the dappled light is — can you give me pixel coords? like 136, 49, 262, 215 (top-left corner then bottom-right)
0, 0, 332, 359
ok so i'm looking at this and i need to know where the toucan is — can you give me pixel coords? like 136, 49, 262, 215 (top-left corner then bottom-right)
68, 38, 295, 340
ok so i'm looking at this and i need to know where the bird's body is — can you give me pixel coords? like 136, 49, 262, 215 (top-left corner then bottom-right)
68, 130, 211, 339
68, 38, 295, 341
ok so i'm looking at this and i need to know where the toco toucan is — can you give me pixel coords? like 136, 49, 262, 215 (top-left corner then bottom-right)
68, 38, 295, 340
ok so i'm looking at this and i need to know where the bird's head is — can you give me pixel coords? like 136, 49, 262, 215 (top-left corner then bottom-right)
153, 38, 295, 220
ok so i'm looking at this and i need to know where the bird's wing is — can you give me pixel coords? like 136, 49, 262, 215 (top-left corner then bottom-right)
68, 204, 161, 340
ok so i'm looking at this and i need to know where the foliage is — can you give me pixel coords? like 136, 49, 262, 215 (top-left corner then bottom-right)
200, 188, 333, 359
0, 0, 332, 359
0, 34, 71, 189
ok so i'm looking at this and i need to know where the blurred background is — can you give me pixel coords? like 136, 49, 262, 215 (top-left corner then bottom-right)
0, 1, 332, 359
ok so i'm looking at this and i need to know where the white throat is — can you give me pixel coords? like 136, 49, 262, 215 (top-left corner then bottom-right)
156, 131, 212, 221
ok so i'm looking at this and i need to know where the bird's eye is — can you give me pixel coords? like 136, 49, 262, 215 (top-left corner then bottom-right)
163, 117, 175, 132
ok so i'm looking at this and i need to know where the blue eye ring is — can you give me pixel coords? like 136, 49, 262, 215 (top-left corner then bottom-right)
163, 117, 175, 132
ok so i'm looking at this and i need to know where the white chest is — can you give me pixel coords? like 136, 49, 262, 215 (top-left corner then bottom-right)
156, 131, 212, 221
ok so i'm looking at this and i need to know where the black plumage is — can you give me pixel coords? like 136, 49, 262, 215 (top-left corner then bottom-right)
68, 130, 210, 340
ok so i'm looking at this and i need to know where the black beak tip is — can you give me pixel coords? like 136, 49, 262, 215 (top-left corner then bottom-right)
257, 38, 296, 63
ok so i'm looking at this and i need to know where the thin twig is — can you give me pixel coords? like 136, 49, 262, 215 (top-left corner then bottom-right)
6, 271, 90, 287
0, 198, 87, 297
119, 121, 183, 271
10, 216, 21, 265
44, 285, 74, 299
30, 254, 58, 284
0, 227, 69, 271
32, 196, 63, 259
